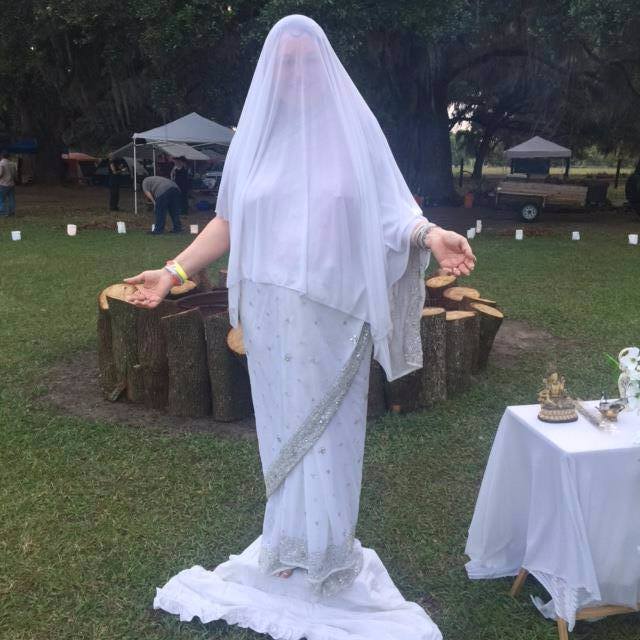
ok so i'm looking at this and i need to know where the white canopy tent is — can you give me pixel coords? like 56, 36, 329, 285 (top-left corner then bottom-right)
113, 141, 210, 162
127, 112, 234, 213
505, 136, 571, 159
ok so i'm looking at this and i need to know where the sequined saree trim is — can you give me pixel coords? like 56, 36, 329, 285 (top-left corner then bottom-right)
259, 531, 364, 597
263, 322, 372, 498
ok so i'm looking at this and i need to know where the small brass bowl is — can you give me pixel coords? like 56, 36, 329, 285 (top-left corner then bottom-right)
597, 401, 626, 422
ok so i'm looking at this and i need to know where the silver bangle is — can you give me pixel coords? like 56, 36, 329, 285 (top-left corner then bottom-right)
412, 221, 438, 250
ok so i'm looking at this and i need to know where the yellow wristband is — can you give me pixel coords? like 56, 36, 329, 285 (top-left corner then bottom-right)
172, 261, 188, 282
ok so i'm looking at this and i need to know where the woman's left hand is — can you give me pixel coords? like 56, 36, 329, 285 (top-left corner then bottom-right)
425, 228, 476, 276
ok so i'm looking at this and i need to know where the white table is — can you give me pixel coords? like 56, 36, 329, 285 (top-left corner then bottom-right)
465, 402, 640, 636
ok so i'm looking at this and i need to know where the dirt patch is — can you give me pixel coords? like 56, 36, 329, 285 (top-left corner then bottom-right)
41, 350, 257, 439
490, 318, 568, 367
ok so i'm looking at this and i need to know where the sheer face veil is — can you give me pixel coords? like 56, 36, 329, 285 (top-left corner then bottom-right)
217, 14, 429, 380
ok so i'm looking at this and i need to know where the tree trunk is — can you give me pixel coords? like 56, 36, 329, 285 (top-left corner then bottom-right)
107, 296, 145, 402
471, 303, 504, 370
136, 299, 179, 409
472, 133, 492, 181
367, 357, 388, 419
97, 303, 118, 399
418, 307, 447, 408
161, 308, 211, 417
364, 34, 457, 203
445, 310, 479, 395
204, 313, 253, 422
442, 287, 480, 310
425, 274, 457, 306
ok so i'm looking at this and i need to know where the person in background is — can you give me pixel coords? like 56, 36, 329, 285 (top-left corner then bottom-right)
0, 151, 18, 216
108, 155, 127, 212
170, 156, 190, 215
142, 175, 183, 234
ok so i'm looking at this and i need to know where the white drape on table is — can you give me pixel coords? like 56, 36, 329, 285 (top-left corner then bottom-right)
465, 404, 640, 630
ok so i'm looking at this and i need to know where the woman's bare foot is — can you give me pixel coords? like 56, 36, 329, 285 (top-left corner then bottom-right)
277, 568, 293, 578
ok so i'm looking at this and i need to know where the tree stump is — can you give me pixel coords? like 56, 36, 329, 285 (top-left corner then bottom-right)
367, 357, 388, 419
386, 369, 421, 414
227, 325, 247, 369
204, 313, 253, 422
166, 280, 198, 299
445, 310, 479, 395
418, 307, 447, 408
177, 289, 229, 317
442, 286, 480, 310
461, 296, 497, 311
161, 308, 211, 417
471, 303, 505, 370
136, 299, 179, 409
425, 275, 456, 307
106, 294, 145, 402
96, 284, 138, 399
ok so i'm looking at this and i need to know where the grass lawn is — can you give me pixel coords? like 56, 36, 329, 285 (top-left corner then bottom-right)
1, 199, 640, 640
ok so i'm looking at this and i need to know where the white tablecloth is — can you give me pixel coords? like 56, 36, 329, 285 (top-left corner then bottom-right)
465, 402, 640, 630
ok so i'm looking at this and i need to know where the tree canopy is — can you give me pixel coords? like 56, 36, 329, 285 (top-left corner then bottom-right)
0, 1, 638, 193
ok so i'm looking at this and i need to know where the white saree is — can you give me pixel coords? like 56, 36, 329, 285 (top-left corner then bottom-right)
153, 13, 442, 640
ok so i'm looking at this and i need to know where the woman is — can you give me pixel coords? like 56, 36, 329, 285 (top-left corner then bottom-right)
126, 15, 474, 640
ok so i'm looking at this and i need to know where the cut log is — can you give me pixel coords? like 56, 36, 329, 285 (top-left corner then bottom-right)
136, 299, 179, 409
418, 307, 447, 408
204, 313, 253, 422
97, 296, 118, 399
190, 268, 213, 292
161, 308, 211, 417
106, 295, 144, 402
367, 357, 388, 419
227, 325, 248, 369
177, 288, 229, 317
425, 275, 456, 306
471, 303, 505, 370
218, 268, 228, 288
385, 307, 448, 413
445, 310, 479, 394
166, 280, 198, 299
98, 283, 138, 311
461, 296, 497, 311
442, 286, 480, 310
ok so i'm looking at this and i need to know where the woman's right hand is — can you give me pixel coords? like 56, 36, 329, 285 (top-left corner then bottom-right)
123, 269, 174, 308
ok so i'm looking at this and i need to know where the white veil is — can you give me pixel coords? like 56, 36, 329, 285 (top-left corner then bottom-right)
216, 14, 430, 381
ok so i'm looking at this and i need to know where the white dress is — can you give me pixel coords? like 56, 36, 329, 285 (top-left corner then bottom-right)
153, 279, 442, 639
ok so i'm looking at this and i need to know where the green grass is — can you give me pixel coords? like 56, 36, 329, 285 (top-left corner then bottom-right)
1, 207, 640, 639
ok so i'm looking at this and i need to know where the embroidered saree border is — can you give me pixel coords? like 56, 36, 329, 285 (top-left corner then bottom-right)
263, 322, 372, 498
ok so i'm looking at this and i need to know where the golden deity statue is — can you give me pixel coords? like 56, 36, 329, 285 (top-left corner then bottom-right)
537, 372, 578, 423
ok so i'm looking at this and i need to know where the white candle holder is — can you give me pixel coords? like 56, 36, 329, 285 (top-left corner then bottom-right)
571, 231, 580, 241
11, 230, 21, 241
629, 234, 638, 246
515, 229, 524, 240
117, 221, 126, 234
67, 224, 77, 236
467, 228, 476, 239
475, 219, 482, 233
190, 224, 199, 234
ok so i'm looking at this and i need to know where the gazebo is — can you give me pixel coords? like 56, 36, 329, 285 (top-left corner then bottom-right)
504, 136, 572, 177
115, 113, 234, 213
